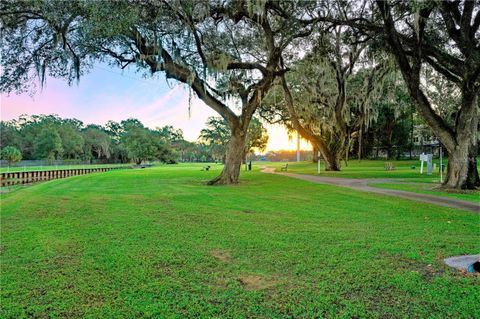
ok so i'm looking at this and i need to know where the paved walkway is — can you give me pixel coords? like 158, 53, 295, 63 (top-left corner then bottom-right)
261, 167, 479, 213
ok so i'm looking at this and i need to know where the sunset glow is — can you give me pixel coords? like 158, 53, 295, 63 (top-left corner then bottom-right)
264, 125, 312, 152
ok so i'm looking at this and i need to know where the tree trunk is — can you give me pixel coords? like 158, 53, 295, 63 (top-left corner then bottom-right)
312, 145, 318, 163
445, 146, 471, 189
467, 153, 480, 188
344, 135, 354, 167
444, 141, 479, 189
322, 147, 341, 171
208, 127, 247, 185
443, 88, 479, 189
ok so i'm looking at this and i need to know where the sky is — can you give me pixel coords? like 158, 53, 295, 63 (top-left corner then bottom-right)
0, 64, 311, 152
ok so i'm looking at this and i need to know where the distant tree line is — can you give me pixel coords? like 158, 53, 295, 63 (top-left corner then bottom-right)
0, 115, 172, 164
0, 114, 269, 165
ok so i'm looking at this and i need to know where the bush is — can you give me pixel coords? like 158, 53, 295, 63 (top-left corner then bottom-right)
1, 146, 22, 165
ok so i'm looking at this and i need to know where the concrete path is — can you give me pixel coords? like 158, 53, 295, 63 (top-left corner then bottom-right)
261, 167, 479, 213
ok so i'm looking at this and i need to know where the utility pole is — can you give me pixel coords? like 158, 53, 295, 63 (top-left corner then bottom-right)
296, 132, 300, 162
317, 151, 321, 174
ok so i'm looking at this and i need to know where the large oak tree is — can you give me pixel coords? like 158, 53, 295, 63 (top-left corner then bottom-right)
375, 0, 480, 189
0, 0, 315, 185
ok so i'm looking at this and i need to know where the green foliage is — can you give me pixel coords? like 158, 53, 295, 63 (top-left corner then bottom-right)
157, 125, 184, 142
364, 76, 415, 159
246, 118, 268, 154
0, 115, 225, 164
198, 117, 231, 161
1, 0, 88, 93
58, 124, 84, 159
121, 124, 175, 165
0, 122, 20, 150
0, 146, 22, 165
33, 127, 63, 161
82, 126, 112, 161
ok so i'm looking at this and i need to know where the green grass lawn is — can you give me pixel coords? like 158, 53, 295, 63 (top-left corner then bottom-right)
264, 160, 480, 203
265, 159, 447, 181
369, 183, 480, 204
1, 164, 479, 318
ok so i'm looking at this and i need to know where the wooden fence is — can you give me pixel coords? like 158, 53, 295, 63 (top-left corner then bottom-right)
0, 166, 129, 187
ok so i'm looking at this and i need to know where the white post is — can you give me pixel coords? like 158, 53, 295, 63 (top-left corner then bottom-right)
440, 146, 443, 183
420, 153, 424, 174
296, 132, 300, 162
317, 151, 321, 174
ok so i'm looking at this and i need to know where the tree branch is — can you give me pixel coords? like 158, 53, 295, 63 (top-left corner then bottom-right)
130, 28, 239, 126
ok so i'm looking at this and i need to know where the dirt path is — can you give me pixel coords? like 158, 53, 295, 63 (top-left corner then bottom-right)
261, 167, 479, 213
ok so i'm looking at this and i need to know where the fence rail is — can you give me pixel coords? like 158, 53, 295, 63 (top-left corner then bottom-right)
0, 159, 119, 168
0, 166, 130, 187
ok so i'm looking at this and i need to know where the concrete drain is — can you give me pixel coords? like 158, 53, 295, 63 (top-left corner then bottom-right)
444, 255, 480, 273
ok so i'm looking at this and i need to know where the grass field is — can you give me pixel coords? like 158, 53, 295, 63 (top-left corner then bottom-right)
369, 183, 480, 204
1, 164, 479, 318
266, 160, 480, 203
265, 159, 446, 180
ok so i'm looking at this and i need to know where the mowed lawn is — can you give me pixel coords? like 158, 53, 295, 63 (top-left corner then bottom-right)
266, 159, 447, 180
369, 182, 480, 204
1, 164, 479, 318
267, 160, 480, 203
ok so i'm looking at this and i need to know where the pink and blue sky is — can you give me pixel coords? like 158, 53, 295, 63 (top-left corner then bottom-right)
1, 64, 310, 151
